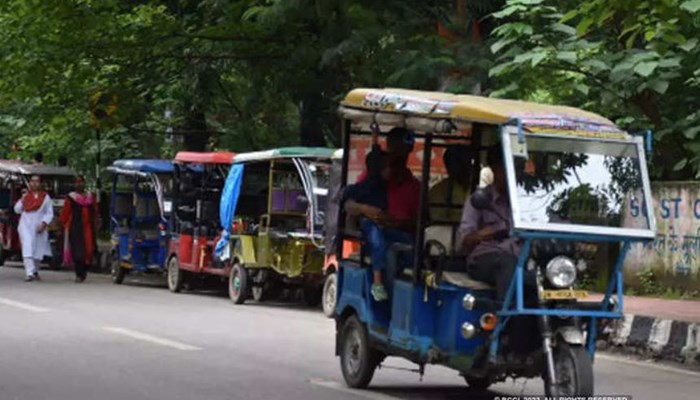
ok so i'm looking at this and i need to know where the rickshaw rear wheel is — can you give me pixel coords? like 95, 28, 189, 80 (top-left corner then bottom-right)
229, 263, 249, 304
0, 247, 5, 267
167, 257, 185, 293
322, 273, 337, 318
340, 315, 380, 389
544, 343, 593, 396
111, 257, 127, 285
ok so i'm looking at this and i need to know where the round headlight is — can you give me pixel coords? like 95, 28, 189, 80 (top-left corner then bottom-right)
546, 256, 577, 288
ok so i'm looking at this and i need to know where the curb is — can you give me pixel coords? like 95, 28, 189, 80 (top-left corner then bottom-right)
600, 314, 700, 368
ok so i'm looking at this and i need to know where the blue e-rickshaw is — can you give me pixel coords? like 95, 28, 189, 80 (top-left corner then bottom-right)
108, 160, 174, 284
334, 88, 655, 396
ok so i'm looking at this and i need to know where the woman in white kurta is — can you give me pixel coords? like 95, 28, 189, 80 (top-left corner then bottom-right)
14, 175, 53, 281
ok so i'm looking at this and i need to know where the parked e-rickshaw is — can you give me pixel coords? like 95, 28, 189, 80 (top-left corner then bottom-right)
334, 88, 655, 396
217, 147, 337, 305
167, 151, 235, 292
108, 159, 175, 284
0, 161, 76, 268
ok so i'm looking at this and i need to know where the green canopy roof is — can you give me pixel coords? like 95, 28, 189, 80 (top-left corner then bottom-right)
232, 147, 337, 163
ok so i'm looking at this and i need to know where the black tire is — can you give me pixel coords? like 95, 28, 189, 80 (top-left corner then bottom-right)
339, 315, 379, 389
167, 257, 185, 293
252, 280, 281, 302
303, 285, 323, 308
0, 247, 6, 267
229, 263, 249, 304
544, 343, 594, 396
111, 256, 127, 285
464, 376, 491, 391
322, 273, 337, 318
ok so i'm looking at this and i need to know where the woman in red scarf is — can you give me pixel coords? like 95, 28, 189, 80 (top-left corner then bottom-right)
14, 175, 53, 281
60, 176, 100, 282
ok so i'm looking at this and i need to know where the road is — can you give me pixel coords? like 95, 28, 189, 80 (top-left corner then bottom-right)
0, 265, 698, 400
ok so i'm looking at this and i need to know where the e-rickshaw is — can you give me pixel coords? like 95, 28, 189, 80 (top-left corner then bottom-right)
334, 88, 655, 396
0, 161, 76, 268
217, 147, 336, 305
167, 151, 235, 292
108, 159, 175, 284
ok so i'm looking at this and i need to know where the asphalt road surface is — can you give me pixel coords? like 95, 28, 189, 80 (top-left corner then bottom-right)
0, 265, 698, 400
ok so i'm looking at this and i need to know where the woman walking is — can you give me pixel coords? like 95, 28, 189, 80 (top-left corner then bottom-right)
60, 176, 100, 282
14, 175, 53, 282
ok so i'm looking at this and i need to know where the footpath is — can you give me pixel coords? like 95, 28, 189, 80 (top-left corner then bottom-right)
597, 294, 700, 369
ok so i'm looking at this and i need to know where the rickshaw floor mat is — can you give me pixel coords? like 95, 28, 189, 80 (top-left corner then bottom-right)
441, 272, 494, 291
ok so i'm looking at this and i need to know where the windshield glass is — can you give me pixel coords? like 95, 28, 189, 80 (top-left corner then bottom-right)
508, 134, 651, 232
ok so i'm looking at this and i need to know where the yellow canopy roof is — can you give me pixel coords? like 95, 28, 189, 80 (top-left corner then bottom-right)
341, 88, 624, 137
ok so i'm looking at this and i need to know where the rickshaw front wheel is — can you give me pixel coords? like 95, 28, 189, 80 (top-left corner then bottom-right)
229, 263, 249, 304
111, 257, 127, 285
167, 257, 185, 293
322, 273, 337, 318
340, 315, 379, 389
544, 343, 593, 397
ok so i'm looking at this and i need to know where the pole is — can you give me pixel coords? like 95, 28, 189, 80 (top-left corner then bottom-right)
96, 128, 101, 203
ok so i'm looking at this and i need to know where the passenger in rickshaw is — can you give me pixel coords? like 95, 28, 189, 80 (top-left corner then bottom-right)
457, 148, 538, 354
345, 127, 420, 302
428, 145, 473, 223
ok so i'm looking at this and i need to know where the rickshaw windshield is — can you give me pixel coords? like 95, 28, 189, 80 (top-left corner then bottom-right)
504, 132, 655, 238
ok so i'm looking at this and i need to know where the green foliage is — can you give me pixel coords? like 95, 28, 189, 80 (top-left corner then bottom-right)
0, 1, 494, 183
490, 0, 700, 180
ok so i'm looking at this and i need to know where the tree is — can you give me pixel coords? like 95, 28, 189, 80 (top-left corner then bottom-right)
489, 0, 700, 180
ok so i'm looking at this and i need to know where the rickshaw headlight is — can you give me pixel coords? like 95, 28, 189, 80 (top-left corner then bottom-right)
545, 256, 577, 288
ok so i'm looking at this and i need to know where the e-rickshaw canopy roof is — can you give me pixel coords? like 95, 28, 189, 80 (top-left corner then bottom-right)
232, 147, 337, 164
0, 160, 76, 177
339, 88, 626, 139
112, 159, 174, 174
174, 151, 236, 165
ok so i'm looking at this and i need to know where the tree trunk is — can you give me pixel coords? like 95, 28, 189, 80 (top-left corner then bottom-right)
181, 105, 209, 152
299, 96, 327, 147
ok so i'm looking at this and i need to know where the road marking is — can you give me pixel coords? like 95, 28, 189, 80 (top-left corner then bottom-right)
0, 297, 50, 313
598, 353, 700, 378
309, 379, 402, 400
102, 327, 201, 351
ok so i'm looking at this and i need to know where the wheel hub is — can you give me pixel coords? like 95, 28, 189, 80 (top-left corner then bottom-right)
344, 329, 362, 375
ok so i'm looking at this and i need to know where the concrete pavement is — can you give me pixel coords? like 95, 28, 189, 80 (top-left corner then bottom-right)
0, 265, 699, 400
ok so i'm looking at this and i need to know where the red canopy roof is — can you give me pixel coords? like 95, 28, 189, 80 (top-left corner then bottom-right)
174, 151, 236, 164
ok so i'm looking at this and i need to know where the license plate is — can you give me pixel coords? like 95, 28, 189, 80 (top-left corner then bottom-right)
542, 290, 588, 300
52, 199, 65, 207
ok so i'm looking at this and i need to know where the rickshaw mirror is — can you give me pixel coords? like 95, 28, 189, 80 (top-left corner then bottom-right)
470, 187, 493, 211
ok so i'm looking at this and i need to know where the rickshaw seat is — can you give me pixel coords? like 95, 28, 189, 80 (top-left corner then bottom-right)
424, 225, 457, 255
441, 271, 494, 291
139, 230, 160, 241
113, 227, 130, 235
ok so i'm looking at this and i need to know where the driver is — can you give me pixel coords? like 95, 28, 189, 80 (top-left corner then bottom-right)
457, 148, 520, 297
457, 148, 538, 354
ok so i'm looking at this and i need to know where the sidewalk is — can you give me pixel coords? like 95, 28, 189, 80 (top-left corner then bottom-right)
590, 293, 700, 323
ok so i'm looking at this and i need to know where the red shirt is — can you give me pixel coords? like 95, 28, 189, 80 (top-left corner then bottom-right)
357, 169, 421, 222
